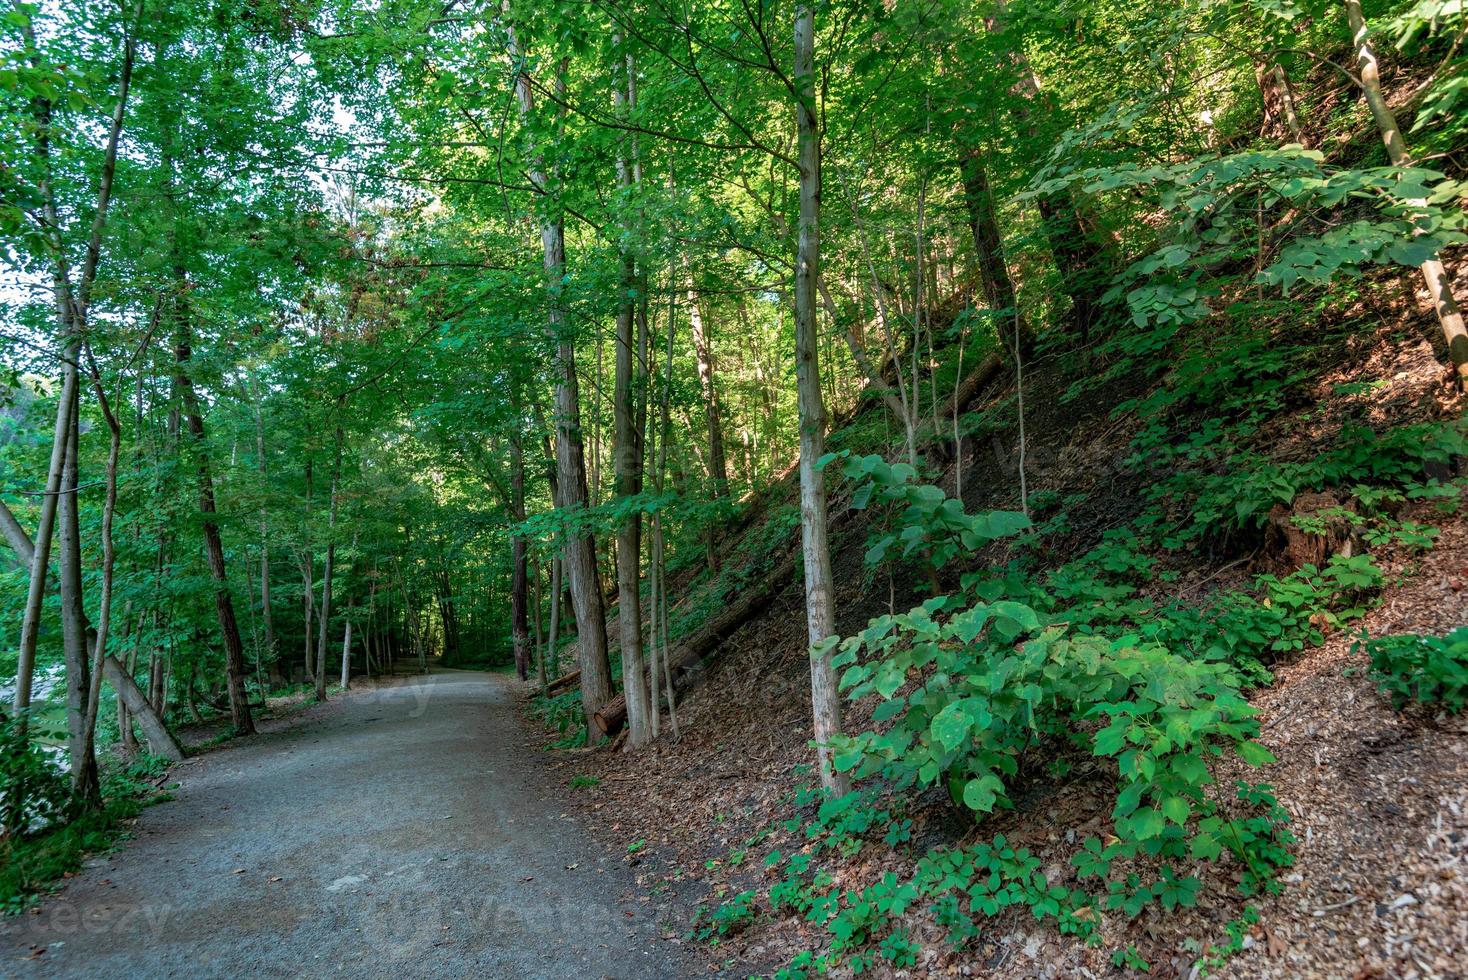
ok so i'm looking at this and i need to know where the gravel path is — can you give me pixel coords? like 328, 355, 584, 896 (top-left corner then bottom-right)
1, 670, 692, 978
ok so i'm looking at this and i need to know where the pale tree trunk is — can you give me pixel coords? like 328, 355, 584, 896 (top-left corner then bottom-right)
12, 366, 75, 721
339, 600, 354, 690
1344, 0, 1468, 383
1255, 58, 1305, 145
795, 2, 848, 795
12, 7, 131, 727
252, 376, 280, 686
507, 21, 613, 737
76, 342, 123, 801
653, 282, 679, 738
547, 557, 563, 680
315, 425, 343, 702
301, 554, 315, 683
510, 426, 530, 682
613, 46, 652, 745
104, 657, 182, 760
532, 559, 547, 693
302, 458, 315, 684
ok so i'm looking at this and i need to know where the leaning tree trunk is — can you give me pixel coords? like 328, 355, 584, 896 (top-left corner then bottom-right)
11, 359, 75, 722
0, 497, 182, 759
1255, 56, 1305, 145
794, 1, 849, 795
1344, 0, 1468, 383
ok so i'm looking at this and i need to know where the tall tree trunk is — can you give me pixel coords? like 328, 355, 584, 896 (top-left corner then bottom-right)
652, 279, 680, 738
13, 4, 135, 734
174, 323, 255, 735
507, 24, 613, 737
314, 425, 343, 701
1035, 197, 1106, 344
794, 2, 849, 794
510, 427, 530, 682
958, 149, 1027, 351
76, 340, 126, 802
302, 458, 315, 684
1344, 0, 1468, 383
613, 50, 652, 744
12, 365, 75, 721
546, 556, 562, 680
58, 380, 100, 804
687, 282, 729, 495
339, 599, 354, 690
983, 0, 1108, 343
533, 559, 547, 693
253, 379, 281, 686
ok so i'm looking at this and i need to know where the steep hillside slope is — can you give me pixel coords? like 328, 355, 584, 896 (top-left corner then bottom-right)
534, 264, 1467, 977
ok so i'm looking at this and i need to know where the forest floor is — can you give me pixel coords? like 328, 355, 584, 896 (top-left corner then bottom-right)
0, 670, 696, 979
554, 500, 1468, 980
540, 306, 1468, 979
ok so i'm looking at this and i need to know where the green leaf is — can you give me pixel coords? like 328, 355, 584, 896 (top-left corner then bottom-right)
1129, 807, 1166, 840
962, 773, 1004, 813
929, 702, 973, 752
1161, 796, 1191, 825
1235, 741, 1277, 767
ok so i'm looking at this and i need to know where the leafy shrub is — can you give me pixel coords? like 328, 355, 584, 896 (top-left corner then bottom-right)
826, 451, 1030, 573
832, 598, 1283, 840
1360, 627, 1468, 712
0, 752, 171, 914
690, 889, 758, 941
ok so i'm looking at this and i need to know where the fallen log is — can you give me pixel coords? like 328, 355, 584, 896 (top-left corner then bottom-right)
544, 669, 581, 696
951, 351, 1005, 414
594, 551, 798, 736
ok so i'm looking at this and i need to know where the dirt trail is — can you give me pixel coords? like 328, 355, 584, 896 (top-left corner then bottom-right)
1, 670, 692, 979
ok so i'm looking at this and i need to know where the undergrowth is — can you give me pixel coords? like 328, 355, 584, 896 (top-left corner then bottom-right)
688, 357, 1459, 974
0, 750, 173, 915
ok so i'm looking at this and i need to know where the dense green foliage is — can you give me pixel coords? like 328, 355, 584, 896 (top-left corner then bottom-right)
1362, 627, 1468, 711
1, 0, 1465, 969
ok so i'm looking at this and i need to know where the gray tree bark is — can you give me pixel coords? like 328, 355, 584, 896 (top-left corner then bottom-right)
795, 2, 849, 794
613, 50, 652, 745
507, 20, 613, 737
